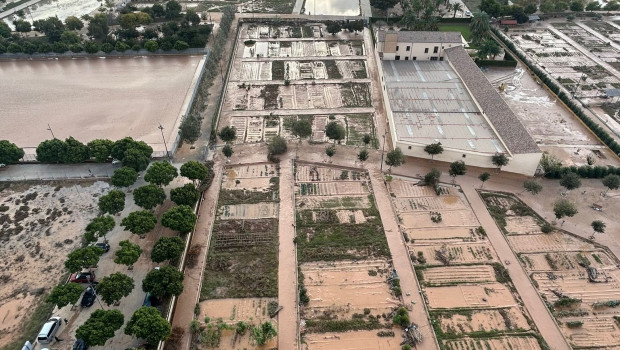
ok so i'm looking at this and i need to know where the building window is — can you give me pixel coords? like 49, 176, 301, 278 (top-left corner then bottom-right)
462, 154, 466, 158
433, 46, 439, 53
406, 46, 410, 51
430, 57, 438, 61
395, 55, 400, 60
405, 57, 409, 60
412, 57, 417, 60
440, 57, 444, 61
408, 146, 412, 150
396, 45, 399, 51
424, 48, 429, 53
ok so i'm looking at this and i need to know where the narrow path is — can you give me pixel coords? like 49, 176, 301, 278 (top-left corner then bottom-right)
170, 158, 224, 350
221, 107, 375, 117
292, 0, 304, 14
0, 0, 42, 19
458, 179, 572, 350
368, 168, 439, 350
277, 155, 299, 349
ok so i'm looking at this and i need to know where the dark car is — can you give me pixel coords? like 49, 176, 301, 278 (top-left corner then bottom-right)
72, 339, 87, 350
81, 286, 96, 307
92, 242, 110, 253
70, 271, 96, 283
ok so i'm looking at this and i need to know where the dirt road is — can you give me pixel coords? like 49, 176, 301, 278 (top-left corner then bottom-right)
277, 155, 299, 349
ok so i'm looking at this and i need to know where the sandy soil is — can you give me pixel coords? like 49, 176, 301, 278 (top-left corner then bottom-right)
442, 336, 542, 350
296, 195, 371, 210
438, 307, 530, 334
0, 56, 202, 154
422, 265, 496, 285
302, 328, 403, 350
301, 259, 399, 319
426, 283, 518, 309
507, 233, 594, 253
222, 177, 273, 190
411, 243, 497, 265
0, 180, 105, 345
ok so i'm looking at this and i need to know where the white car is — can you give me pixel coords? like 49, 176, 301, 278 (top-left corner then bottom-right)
465, 10, 472, 16
0, 164, 6, 168
111, 159, 121, 165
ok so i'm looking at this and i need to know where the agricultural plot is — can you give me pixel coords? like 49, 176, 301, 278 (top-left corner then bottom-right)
481, 191, 620, 348
553, 22, 620, 71
295, 164, 397, 348
220, 21, 375, 147
388, 177, 544, 347
584, 21, 620, 43
229, 113, 375, 146
199, 163, 280, 349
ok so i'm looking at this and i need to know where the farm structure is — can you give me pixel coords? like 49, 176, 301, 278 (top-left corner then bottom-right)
480, 191, 620, 349
219, 22, 376, 146
388, 177, 546, 349
198, 163, 280, 349
294, 163, 403, 349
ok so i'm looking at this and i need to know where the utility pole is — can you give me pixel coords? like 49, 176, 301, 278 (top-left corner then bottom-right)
158, 124, 171, 161
47, 124, 56, 139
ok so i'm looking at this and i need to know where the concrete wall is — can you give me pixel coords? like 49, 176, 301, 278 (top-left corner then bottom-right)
377, 40, 459, 61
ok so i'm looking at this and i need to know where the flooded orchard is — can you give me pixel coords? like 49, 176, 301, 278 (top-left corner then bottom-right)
0, 55, 203, 154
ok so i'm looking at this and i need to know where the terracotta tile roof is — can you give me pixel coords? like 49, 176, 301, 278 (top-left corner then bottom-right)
444, 46, 540, 154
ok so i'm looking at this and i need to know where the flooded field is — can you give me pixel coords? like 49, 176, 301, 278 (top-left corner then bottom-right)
0, 56, 203, 155
304, 0, 360, 16
481, 191, 620, 348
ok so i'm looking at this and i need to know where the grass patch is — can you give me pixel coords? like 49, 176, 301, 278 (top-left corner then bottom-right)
304, 313, 389, 333
218, 182, 278, 205
324, 60, 342, 79
272, 61, 285, 80
345, 114, 376, 148
438, 23, 472, 42
340, 83, 372, 107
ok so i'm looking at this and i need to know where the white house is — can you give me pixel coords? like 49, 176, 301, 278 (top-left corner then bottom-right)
374, 30, 465, 61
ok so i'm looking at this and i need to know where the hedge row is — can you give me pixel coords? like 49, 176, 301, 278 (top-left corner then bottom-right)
546, 164, 620, 179
492, 27, 620, 156
476, 59, 517, 67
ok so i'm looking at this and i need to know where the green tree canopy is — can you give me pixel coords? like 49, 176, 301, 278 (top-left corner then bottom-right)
65, 16, 84, 30
180, 161, 208, 182
170, 183, 200, 207
251, 321, 277, 346
122, 148, 150, 172
268, 136, 288, 155
161, 205, 197, 234
477, 39, 501, 60
65, 246, 104, 273
222, 144, 234, 158
424, 142, 443, 159
185, 9, 200, 25
602, 174, 620, 193
386, 147, 405, 169
523, 180, 543, 195
144, 40, 159, 52
111, 137, 153, 161
179, 114, 202, 143
121, 210, 157, 235
449, 161, 467, 178
145, 161, 178, 186
325, 122, 345, 143
0, 140, 25, 164
46, 283, 85, 308
423, 168, 442, 188
553, 198, 578, 220
133, 184, 166, 210
586, 1, 601, 10
76, 309, 124, 346
87, 13, 109, 41
491, 153, 509, 170
97, 272, 134, 305
87, 139, 114, 162
165, 0, 182, 19
325, 145, 336, 158
560, 172, 582, 191
151, 236, 185, 263
36, 138, 66, 163
84, 215, 115, 243
99, 189, 126, 215
591, 220, 606, 234
363, 134, 372, 146
63, 137, 90, 163
370, 0, 398, 10
142, 266, 184, 298
470, 12, 491, 45
393, 307, 410, 327
218, 126, 237, 142
357, 149, 369, 162
114, 240, 143, 267
570, 0, 584, 11
478, 172, 491, 188
292, 120, 312, 139
111, 167, 139, 187
326, 21, 342, 35
125, 307, 171, 345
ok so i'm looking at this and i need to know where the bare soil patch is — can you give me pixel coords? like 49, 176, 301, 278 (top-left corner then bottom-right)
426, 283, 518, 309
442, 336, 542, 350
302, 328, 402, 350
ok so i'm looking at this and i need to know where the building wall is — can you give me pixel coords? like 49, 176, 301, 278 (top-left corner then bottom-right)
378, 41, 459, 61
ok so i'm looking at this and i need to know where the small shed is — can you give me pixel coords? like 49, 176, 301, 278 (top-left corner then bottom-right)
528, 15, 540, 22
604, 88, 620, 101
500, 19, 518, 26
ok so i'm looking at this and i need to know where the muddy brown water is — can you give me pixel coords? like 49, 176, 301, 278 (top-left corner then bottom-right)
0, 56, 202, 151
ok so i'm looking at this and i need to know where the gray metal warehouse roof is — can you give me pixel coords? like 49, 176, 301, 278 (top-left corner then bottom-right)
444, 46, 540, 154
377, 30, 463, 44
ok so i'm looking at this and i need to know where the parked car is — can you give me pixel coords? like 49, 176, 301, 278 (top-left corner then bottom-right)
92, 242, 110, 253
465, 10, 472, 16
81, 286, 97, 307
111, 159, 121, 165
0, 164, 6, 168
72, 339, 87, 350
37, 317, 62, 344
70, 271, 95, 283
142, 292, 161, 307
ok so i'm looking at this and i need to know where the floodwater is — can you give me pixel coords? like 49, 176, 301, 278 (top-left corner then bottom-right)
0, 56, 203, 153
304, 0, 360, 16
3, 0, 100, 29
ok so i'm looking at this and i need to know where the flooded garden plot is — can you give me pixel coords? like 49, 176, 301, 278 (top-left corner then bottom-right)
480, 191, 620, 348
583, 21, 620, 43
388, 177, 544, 347
231, 60, 367, 81
228, 113, 375, 146
294, 164, 398, 348
552, 22, 620, 71
198, 163, 280, 349
0, 180, 105, 347
242, 23, 365, 43
242, 40, 365, 58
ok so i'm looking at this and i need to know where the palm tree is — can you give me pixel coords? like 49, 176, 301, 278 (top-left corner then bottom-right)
470, 12, 491, 45
452, 2, 463, 17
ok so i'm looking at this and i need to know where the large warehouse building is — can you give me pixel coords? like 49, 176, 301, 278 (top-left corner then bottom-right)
375, 30, 542, 176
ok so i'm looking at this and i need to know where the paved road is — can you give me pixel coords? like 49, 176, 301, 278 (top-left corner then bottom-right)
0, 0, 41, 19
276, 156, 299, 349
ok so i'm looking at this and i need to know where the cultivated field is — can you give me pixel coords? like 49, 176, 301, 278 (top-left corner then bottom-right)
295, 163, 398, 349
481, 191, 620, 348
219, 22, 376, 147
388, 177, 545, 348
198, 163, 280, 349
0, 181, 104, 347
